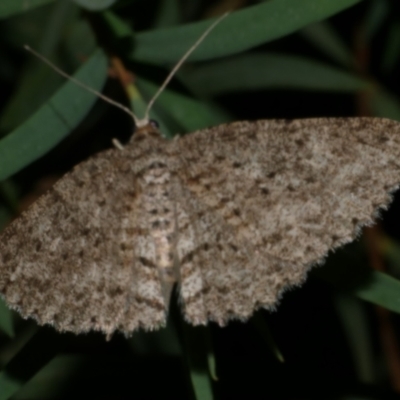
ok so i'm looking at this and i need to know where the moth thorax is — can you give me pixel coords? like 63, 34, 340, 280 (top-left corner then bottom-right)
142, 163, 176, 281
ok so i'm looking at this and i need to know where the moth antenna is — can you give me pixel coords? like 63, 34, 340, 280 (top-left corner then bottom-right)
23, 45, 142, 126
24, 12, 228, 130
141, 12, 230, 126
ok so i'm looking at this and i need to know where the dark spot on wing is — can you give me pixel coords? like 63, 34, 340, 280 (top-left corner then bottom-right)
3, 252, 11, 263
139, 257, 156, 268
287, 184, 295, 192
148, 161, 167, 170
229, 243, 238, 252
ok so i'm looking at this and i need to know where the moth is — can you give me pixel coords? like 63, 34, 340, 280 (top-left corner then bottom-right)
1, 15, 400, 338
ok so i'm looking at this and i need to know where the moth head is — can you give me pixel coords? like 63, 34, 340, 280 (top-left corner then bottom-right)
134, 119, 161, 138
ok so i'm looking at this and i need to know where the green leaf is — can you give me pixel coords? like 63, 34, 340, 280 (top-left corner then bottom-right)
73, 0, 116, 12
381, 22, 400, 73
300, 21, 354, 67
102, 10, 132, 39
0, 371, 21, 400
334, 294, 375, 384
0, 49, 108, 181
154, 0, 181, 28
0, 298, 13, 337
0, 0, 81, 132
350, 271, 400, 312
0, 323, 38, 368
0, 329, 64, 400
370, 90, 400, 121
317, 243, 400, 314
12, 355, 84, 399
182, 53, 370, 96
363, 0, 389, 40
0, 0, 54, 19
132, 0, 363, 64
181, 325, 214, 400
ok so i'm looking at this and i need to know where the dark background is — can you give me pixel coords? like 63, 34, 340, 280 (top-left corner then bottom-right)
0, 0, 400, 399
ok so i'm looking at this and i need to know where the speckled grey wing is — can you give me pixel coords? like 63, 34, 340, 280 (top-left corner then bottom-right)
173, 117, 400, 326
0, 147, 167, 336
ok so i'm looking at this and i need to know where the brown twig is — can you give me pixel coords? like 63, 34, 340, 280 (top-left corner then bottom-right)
108, 56, 135, 94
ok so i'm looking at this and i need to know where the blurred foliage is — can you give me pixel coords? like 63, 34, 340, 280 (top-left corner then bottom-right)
0, 0, 400, 398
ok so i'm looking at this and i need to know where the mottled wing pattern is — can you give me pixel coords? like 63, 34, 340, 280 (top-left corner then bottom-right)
174, 117, 400, 326
0, 145, 167, 336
